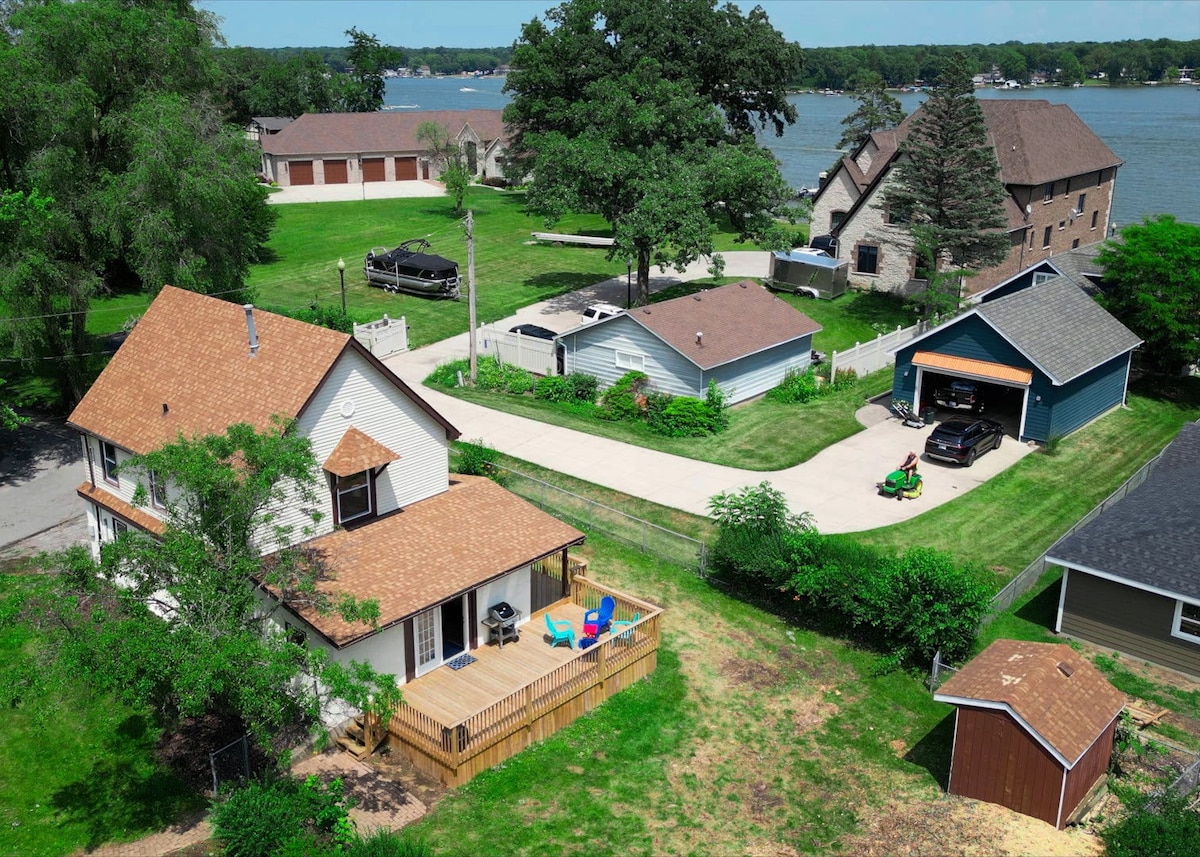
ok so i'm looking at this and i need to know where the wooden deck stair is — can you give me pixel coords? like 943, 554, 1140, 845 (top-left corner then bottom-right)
335, 712, 387, 760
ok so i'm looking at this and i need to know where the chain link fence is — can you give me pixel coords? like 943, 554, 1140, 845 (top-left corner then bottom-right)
495, 464, 708, 576
209, 734, 252, 795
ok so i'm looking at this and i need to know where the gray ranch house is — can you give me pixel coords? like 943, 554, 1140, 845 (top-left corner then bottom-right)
1048, 421, 1200, 679
892, 275, 1140, 442
558, 281, 821, 405
260, 109, 507, 187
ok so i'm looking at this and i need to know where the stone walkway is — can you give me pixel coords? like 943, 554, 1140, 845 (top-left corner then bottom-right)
78, 750, 425, 856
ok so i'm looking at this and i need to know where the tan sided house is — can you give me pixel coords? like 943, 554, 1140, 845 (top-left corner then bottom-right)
260, 109, 508, 187
810, 100, 1122, 296
67, 287, 662, 784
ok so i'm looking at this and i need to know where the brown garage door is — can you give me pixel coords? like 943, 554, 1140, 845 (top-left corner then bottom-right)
395, 157, 418, 181
362, 157, 386, 182
289, 160, 314, 186
323, 159, 348, 184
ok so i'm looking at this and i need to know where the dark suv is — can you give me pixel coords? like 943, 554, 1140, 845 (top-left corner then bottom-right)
924, 417, 1004, 467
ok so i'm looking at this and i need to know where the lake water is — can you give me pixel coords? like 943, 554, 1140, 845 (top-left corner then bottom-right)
385, 76, 1200, 227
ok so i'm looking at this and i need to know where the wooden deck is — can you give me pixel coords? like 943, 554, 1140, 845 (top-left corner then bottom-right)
386, 577, 661, 786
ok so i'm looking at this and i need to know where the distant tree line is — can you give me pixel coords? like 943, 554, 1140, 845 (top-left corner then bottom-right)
797, 39, 1200, 89
239, 45, 514, 75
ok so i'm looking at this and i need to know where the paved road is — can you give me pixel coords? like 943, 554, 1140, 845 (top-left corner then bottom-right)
0, 416, 85, 551
383, 252, 1034, 533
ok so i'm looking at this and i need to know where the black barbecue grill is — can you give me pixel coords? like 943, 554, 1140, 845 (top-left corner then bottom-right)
485, 601, 521, 648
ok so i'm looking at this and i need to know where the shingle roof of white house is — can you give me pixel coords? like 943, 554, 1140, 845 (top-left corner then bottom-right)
1048, 421, 1200, 602
973, 277, 1141, 384
260, 110, 506, 157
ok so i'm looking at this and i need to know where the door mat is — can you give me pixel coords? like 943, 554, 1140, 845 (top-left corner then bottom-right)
446, 653, 477, 670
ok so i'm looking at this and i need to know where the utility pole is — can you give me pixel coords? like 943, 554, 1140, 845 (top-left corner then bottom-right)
466, 210, 477, 383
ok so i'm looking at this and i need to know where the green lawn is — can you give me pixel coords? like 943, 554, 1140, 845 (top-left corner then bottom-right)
443, 367, 893, 471
0, 569, 203, 856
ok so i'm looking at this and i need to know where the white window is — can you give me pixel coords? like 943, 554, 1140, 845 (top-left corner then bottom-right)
101, 441, 119, 484
149, 470, 168, 510
1032, 271, 1055, 286
615, 351, 645, 371
1172, 600, 1200, 643
335, 471, 372, 523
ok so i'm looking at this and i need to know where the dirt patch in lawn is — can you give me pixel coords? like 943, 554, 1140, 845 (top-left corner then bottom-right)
842, 794, 1105, 856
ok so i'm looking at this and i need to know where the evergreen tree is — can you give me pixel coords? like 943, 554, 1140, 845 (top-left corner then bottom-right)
837, 70, 907, 150
879, 50, 1008, 312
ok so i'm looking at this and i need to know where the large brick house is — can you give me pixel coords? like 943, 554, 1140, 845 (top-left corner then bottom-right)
809, 100, 1122, 296
260, 109, 508, 187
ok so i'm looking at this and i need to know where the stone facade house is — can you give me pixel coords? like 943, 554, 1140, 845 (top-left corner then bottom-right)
810, 100, 1122, 296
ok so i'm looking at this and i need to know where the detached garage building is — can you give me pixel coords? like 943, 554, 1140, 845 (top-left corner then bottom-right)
935, 640, 1125, 829
260, 110, 507, 187
892, 277, 1140, 442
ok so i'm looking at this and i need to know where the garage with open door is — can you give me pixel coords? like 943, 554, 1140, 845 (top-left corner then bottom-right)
395, 157, 418, 180
289, 160, 314, 186
892, 278, 1141, 443
323, 159, 348, 184
362, 157, 386, 182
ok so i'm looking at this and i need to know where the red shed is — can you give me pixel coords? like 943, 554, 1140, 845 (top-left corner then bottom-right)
934, 640, 1125, 829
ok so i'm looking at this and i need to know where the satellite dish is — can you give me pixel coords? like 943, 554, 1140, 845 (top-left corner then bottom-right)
1025, 204, 1032, 216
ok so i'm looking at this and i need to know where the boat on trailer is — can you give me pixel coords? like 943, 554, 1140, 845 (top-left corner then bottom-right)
363, 239, 461, 298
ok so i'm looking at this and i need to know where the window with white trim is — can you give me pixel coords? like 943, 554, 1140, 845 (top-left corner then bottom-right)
1091, 210, 1098, 230
335, 471, 372, 523
1032, 271, 1055, 286
101, 441, 119, 484
110, 517, 128, 540
149, 470, 168, 510
1173, 601, 1200, 643
615, 351, 645, 371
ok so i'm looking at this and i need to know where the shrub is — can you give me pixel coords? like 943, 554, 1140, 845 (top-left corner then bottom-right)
708, 482, 816, 591
211, 775, 354, 857
534, 375, 573, 403
479, 176, 508, 188
648, 396, 712, 436
1101, 789, 1200, 857
767, 367, 821, 404
268, 304, 354, 334
453, 439, 503, 482
598, 371, 650, 421
567, 372, 599, 404
830, 368, 859, 391
425, 359, 467, 388
704, 380, 729, 430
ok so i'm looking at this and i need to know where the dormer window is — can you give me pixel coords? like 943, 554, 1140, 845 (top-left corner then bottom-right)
335, 471, 373, 523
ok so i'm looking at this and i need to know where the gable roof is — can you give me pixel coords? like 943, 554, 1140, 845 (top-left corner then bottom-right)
935, 639, 1125, 767
976, 243, 1107, 302
1047, 421, 1200, 602
292, 476, 586, 646
250, 116, 294, 133
323, 427, 400, 477
68, 286, 456, 454
261, 110, 506, 157
610, 281, 821, 370
899, 277, 1140, 385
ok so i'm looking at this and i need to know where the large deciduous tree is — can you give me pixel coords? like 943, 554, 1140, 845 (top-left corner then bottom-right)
879, 51, 1008, 314
837, 70, 907, 151
339, 27, 395, 113
416, 121, 471, 212
1096, 215, 1200, 373
0, 0, 275, 405
34, 420, 397, 742
503, 0, 803, 305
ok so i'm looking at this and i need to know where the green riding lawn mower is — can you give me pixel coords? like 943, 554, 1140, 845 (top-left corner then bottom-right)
878, 469, 923, 500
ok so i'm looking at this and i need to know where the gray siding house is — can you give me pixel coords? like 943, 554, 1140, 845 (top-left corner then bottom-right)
1048, 421, 1200, 678
559, 281, 822, 405
892, 276, 1140, 442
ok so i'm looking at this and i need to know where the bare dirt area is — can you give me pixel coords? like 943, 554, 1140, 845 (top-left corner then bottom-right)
842, 794, 1105, 856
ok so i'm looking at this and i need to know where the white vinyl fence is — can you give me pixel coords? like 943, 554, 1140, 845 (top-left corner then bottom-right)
830, 319, 933, 378
353, 315, 408, 359
478, 324, 560, 376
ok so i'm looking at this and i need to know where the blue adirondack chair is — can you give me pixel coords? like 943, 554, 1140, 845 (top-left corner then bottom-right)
544, 613, 575, 649
584, 596, 616, 635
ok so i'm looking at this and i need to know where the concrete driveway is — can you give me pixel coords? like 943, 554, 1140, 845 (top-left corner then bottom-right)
267, 180, 451, 204
0, 416, 86, 553
383, 251, 1034, 533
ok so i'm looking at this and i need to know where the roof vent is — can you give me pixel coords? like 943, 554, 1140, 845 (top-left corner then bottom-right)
162, 403, 169, 415
642, 307, 651, 314
693, 294, 702, 301
739, 281, 748, 288
243, 305, 259, 357
1056, 662, 1074, 678
696, 331, 703, 345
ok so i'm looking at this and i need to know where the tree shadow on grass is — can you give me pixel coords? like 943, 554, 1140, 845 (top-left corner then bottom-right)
49, 715, 204, 850
840, 291, 916, 327
903, 710, 955, 791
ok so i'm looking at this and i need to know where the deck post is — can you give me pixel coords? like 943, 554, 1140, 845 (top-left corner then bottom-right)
560, 549, 570, 598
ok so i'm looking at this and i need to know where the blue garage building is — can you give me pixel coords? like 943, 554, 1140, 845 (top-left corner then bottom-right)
893, 277, 1141, 442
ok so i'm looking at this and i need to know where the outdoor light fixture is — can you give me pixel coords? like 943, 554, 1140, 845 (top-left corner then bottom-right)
337, 258, 347, 314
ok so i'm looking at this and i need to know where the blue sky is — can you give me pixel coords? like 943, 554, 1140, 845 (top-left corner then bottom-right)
199, 0, 1200, 50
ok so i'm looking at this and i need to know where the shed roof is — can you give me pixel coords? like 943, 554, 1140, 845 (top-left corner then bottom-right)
68, 286, 457, 454
975, 276, 1141, 384
1048, 420, 1200, 602
261, 110, 506, 157
622, 281, 821, 370
935, 640, 1126, 767
290, 476, 586, 646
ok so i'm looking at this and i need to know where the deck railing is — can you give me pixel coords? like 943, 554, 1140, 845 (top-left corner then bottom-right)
387, 576, 661, 776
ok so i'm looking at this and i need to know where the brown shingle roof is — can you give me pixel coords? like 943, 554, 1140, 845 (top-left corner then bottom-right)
628, 281, 821, 370
294, 476, 586, 646
935, 640, 1126, 766
978, 100, 1123, 186
76, 482, 167, 535
68, 286, 456, 454
261, 110, 506, 157
323, 427, 400, 477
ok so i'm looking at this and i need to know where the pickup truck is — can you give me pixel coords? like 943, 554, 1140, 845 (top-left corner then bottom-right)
933, 380, 984, 412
